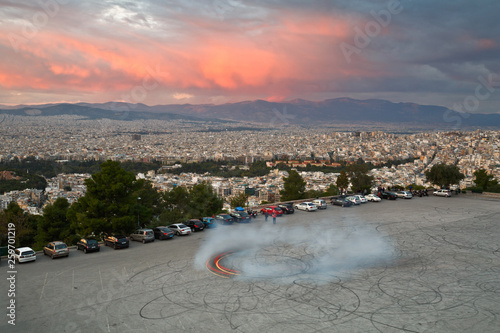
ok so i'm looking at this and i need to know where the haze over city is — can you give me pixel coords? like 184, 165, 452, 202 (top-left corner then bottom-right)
0, 0, 499, 115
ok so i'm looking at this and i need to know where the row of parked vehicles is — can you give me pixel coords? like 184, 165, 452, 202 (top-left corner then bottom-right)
10, 189, 452, 264
10, 217, 221, 263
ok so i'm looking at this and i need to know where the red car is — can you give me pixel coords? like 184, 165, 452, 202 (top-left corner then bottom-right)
260, 206, 283, 216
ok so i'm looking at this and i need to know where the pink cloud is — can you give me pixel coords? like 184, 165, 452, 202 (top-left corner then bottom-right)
0, 5, 385, 104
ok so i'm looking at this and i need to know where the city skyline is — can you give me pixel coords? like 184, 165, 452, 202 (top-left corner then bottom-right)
0, 0, 499, 114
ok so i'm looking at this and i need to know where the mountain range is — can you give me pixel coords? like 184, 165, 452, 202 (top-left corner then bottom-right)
1, 98, 499, 129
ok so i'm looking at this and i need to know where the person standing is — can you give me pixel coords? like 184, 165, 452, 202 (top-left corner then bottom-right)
272, 213, 277, 224
265, 210, 269, 221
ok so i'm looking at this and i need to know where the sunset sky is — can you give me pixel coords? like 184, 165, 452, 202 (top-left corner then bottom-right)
0, 0, 498, 113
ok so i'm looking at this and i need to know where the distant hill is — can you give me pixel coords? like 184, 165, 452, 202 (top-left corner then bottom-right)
0, 103, 228, 123
1, 98, 499, 128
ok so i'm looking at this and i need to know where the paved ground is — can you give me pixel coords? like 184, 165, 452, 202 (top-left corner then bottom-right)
2, 195, 500, 333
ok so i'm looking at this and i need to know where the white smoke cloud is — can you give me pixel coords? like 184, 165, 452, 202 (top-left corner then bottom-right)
195, 218, 395, 283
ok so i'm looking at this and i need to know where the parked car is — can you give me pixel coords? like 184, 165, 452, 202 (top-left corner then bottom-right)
433, 189, 451, 197
345, 196, 361, 205
365, 194, 381, 202
184, 219, 205, 232
76, 238, 100, 253
294, 202, 318, 211
230, 211, 251, 223
397, 191, 413, 199
380, 192, 398, 200
168, 223, 192, 235
278, 203, 295, 214
129, 228, 155, 243
215, 214, 234, 225
331, 197, 353, 207
312, 199, 327, 209
43, 241, 70, 259
104, 234, 129, 249
14, 247, 36, 263
260, 206, 283, 215
353, 195, 367, 203
153, 226, 175, 240
202, 217, 217, 228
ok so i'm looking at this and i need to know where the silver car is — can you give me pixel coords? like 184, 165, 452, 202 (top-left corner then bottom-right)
168, 224, 191, 236
129, 228, 155, 243
433, 189, 451, 197
43, 241, 69, 259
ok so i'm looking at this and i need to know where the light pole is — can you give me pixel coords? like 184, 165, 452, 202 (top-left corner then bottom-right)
137, 197, 141, 227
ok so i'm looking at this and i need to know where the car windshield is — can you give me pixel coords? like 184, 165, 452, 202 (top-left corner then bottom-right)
146, 231, 153, 235
178, 224, 188, 228
87, 239, 98, 245
55, 244, 67, 249
115, 235, 127, 240
239, 212, 249, 217
22, 250, 35, 255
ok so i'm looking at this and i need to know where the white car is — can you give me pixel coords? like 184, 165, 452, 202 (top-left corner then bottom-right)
433, 189, 451, 197
294, 202, 318, 211
353, 195, 367, 203
397, 191, 413, 199
168, 223, 191, 235
14, 247, 37, 263
365, 194, 381, 202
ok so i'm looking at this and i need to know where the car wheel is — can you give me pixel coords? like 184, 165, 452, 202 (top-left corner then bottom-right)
142, 239, 146, 244
83, 248, 87, 254
51, 253, 54, 259
113, 243, 116, 249
177, 231, 180, 236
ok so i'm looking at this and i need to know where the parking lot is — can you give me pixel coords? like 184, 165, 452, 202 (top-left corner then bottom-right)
2, 195, 500, 333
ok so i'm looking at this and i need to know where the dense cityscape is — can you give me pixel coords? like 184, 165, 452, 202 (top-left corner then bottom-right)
1, 115, 498, 214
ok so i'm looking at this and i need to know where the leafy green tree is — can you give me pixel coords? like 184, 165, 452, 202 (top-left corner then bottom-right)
188, 182, 223, 218
305, 189, 326, 198
347, 163, 374, 193
133, 179, 163, 227
69, 160, 137, 236
0, 202, 38, 248
35, 198, 74, 247
336, 170, 349, 195
159, 182, 223, 224
230, 192, 249, 208
425, 163, 465, 188
325, 183, 339, 196
280, 170, 306, 201
473, 169, 498, 191
160, 186, 190, 225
